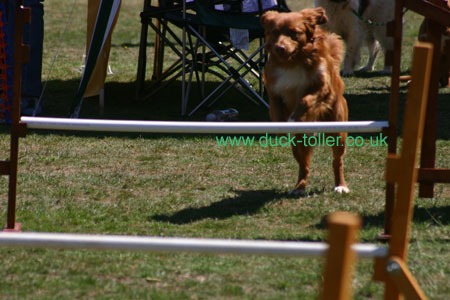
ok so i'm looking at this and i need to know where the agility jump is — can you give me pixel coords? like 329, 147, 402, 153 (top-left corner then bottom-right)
21, 117, 387, 134
0, 1, 435, 299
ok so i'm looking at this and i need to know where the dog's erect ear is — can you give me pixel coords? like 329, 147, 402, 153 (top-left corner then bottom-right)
302, 7, 328, 26
260, 11, 279, 30
302, 7, 328, 40
311, 7, 328, 25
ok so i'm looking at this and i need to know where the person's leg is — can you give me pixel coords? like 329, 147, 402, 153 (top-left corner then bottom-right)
22, 0, 44, 115
7, 0, 44, 115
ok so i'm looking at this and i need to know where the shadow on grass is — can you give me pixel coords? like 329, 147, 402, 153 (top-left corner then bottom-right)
28, 79, 271, 121
314, 204, 450, 230
151, 189, 287, 224
364, 204, 450, 227
151, 187, 328, 225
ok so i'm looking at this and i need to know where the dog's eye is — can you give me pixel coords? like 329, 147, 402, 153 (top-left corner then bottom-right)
271, 30, 280, 37
289, 30, 301, 38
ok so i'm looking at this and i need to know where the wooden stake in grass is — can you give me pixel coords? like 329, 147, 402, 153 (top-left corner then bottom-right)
321, 212, 361, 300
374, 42, 433, 300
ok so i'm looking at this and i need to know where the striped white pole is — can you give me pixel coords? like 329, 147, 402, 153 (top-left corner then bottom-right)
0, 232, 388, 259
21, 117, 388, 134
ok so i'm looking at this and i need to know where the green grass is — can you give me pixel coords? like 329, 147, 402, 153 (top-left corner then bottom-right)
1, 0, 449, 299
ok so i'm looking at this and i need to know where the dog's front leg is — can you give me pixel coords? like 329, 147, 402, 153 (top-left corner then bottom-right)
288, 95, 314, 196
287, 105, 305, 123
290, 142, 313, 196
329, 132, 350, 193
268, 94, 285, 122
287, 98, 309, 123
288, 94, 319, 122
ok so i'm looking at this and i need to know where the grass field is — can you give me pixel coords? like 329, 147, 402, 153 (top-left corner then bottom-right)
1, 0, 449, 299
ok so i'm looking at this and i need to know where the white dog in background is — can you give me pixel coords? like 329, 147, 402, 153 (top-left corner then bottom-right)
314, 0, 394, 76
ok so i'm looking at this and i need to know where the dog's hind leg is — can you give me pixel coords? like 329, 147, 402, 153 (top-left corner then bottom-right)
289, 142, 314, 196
358, 35, 380, 72
342, 38, 362, 76
329, 132, 349, 193
374, 25, 393, 74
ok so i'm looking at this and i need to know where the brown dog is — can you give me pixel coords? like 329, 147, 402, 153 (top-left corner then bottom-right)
261, 8, 350, 195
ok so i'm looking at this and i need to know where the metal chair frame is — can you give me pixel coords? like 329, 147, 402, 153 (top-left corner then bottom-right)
136, 0, 288, 116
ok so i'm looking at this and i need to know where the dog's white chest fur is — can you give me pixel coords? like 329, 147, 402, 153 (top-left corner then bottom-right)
271, 66, 308, 96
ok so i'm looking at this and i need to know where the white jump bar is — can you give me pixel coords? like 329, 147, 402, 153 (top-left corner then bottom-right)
0, 232, 387, 259
21, 117, 388, 134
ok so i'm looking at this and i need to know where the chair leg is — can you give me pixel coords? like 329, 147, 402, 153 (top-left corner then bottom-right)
259, 38, 265, 98
139, 20, 194, 102
136, 0, 151, 100
182, 33, 198, 115
201, 27, 206, 99
205, 45, 268, 109
136, 21, 148, 99
206, 54, 266, 108
188, 30, 268, 115
153, 19, 166, 81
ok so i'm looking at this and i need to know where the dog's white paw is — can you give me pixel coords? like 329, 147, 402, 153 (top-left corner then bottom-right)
334, 186, 350, 194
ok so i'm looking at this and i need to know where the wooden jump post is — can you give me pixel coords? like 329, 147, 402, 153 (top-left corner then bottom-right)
373, 42, 433, 300
383, 0, 450, 238
1, 0, 29, 232
321, 212, 361, 300
322, 42, 432, 300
